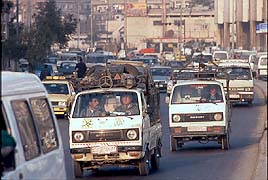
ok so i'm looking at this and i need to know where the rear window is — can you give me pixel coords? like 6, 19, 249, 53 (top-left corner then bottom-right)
11, 100, 41, 160
30, 98, 59, 153
259, 57, 267, 65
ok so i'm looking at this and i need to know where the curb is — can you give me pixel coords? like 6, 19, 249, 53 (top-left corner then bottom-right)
254, 82, 267, 104
253, 130, 267, 180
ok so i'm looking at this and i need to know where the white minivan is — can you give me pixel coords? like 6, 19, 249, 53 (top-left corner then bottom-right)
1, 71, 67, 179
257, 55, 267, 80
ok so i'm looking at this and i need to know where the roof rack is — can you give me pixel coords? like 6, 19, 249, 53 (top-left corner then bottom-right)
74, 63, 148, 92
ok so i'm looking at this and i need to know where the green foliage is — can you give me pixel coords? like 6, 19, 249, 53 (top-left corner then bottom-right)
25, 0, 77, 64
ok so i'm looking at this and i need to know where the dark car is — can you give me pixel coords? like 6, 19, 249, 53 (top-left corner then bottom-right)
58, 61, 77, 76
149, 66, 172, 92
130, 56, 160, 66
164, 60, 184, 70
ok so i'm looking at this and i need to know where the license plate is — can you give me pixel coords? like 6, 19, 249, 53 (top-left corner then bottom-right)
188, 126, 207, 132
91, 145, 117, 154
230, 94, 240, 98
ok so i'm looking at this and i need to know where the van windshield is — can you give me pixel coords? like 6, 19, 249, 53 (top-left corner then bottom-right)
259, 57, 267, 65
171, 84, 223, 104
214, 53, 227, 60
217, 67, 252, 80
73, 91, 140, 118
43, 83, 69, 94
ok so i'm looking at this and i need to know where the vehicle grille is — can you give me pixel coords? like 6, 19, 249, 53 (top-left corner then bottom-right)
89, 130, 124, 141
180, 113, 215, 122
51, 101, 58, 106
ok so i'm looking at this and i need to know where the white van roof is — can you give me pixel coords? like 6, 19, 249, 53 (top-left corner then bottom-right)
1, 71, 46, 96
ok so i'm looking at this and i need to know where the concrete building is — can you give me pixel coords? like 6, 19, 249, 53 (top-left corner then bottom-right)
125, 6, 215, 53
215, 0, 267, 52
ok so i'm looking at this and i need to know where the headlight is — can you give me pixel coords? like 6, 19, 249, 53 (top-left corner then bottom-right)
58, 101, 67, 106
172, 114, 181, 122
214, 113, 223, 121
126, 130, 137, 140
73, 132, 84, 142
244, 87, 252, 91
167, 84, 173, 91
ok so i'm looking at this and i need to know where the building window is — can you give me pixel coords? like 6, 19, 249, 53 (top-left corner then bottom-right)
153, 21, 162, 26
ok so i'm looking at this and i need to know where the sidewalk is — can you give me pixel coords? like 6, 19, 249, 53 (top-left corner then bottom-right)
253, 130, 267, 180
253, 80, 267, 180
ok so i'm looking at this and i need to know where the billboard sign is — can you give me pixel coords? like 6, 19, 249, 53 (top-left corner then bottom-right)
125, 0, 147, 17
256, 23, 267, 34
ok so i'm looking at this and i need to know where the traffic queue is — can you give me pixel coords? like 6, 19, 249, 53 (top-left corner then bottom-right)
1, 49, 266, 179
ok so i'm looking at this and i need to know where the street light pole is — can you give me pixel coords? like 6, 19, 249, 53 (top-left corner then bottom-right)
231, 0, 235, 58
90, 1, 93, 49
16, 0, 19, 43
179, 5, 183, 61
76, 0, 80, 49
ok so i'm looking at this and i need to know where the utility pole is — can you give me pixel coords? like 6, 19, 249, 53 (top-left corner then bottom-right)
77, 0, 80, 49
16, 0, 19, 43
124, 0, 127, 50
26, 0, 31, 32
90, 1, 93, 49
179, 5, 183, 61
231, 0, 235, 58
106, 0, 110, 51
162, 0, 167, 38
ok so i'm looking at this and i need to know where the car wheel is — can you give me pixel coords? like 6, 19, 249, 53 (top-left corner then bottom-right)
151, 142, 161, 171
73, 160, 83, 178
170, 136, 178, 151
221, 132, 230, 150
138, 150, 150, 176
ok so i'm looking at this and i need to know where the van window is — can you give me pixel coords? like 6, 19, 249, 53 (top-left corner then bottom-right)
259, 57, 267, 65
30, 98, 59, 153
11, 100, 40, 160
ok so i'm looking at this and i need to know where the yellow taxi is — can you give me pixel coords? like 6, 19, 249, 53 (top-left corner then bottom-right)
42, 76, 76, 116
175, 54, 187, 61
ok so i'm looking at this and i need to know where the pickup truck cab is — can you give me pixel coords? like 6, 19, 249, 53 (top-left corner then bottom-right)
68, 61, 162, 177
167, 79, 231, 150
217, 60, 254, 105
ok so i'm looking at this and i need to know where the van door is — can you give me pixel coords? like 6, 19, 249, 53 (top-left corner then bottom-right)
2, 97, 66, 179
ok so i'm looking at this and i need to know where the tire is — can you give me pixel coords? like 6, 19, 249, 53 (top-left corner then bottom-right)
221, 132, 230, 150
123, 64, 140, 76
91, 168, 99, 174
138, 150, 150, 176
170, 136, 178, 151
248, 100, 253, 106
73, 160, 83, 178
151, 143, 161, 171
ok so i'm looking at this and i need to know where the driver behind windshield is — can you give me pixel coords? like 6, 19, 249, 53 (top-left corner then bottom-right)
115, 93, 139, 115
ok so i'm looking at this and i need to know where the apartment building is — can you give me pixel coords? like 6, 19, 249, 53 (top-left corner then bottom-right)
215, 0, 267, 51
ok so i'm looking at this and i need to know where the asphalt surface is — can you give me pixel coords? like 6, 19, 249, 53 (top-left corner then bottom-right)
253, 80, 267, 180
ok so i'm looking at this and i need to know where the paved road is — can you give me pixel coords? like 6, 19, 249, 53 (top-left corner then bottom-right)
57, 80, 267, 180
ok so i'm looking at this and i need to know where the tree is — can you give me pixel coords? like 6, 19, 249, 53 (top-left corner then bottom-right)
26, 0, 77, 64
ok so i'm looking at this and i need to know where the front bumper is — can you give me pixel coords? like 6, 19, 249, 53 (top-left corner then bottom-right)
70, 146, 143, 162
228, 92, 254, 103
53, 107, 67, 115
170, 126, 226, 138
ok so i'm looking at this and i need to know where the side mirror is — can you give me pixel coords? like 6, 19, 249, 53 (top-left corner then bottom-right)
64, 112, 70, 120
165, 96, 170, 104
146, 104, 152, 113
